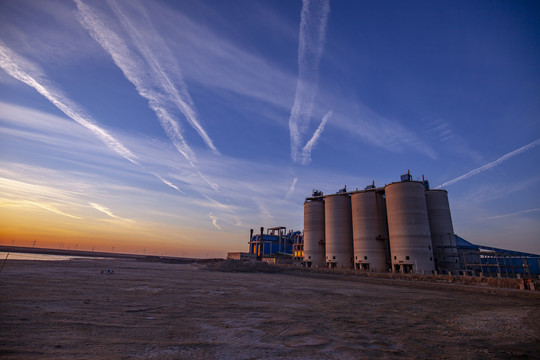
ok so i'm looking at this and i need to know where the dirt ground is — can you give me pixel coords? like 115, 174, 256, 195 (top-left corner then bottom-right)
1, 259, 538, 359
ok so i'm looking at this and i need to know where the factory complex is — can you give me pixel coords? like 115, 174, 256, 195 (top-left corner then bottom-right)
232, 172, 539, 278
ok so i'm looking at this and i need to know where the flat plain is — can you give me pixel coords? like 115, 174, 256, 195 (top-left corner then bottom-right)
1, 259, 538, 359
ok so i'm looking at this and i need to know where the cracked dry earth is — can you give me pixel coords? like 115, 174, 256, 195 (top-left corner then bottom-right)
1, 259, 538, 359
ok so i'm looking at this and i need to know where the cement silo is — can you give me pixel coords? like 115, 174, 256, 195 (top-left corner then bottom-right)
351, 190, 389, 272
325, 193, 353, 269
303, 197, 325, 267
385, 180, 435, 274
426, 189, 460, 272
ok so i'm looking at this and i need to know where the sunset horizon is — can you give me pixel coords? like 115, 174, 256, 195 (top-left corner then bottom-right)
1, 0, 539, 257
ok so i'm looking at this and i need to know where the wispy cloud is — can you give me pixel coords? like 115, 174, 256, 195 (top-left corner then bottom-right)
0, 171, 84, 206
194, 195, 234, 212
98, 0, 432, 162
90, 202, 120, 219
75, 0, 218, 167
0, 101, 364, 232
1, 198, 79, 219
331, 103, 437, 159
28, 201, 81, 219
0, 42, 138, 164
289, 0, 330, 163
197, 170, 219, 192
88, 202, 136, 227
452, 176, 540, 209
427, 119, 483, 163
487, 208, 540, 220
208, 213, 221, 230
301, 110, 332, 164
109, 0, 219, 154
436, 138, 540, 188
0, 173, 82, 219
0, 48, 196, 197
285, 177, 299, 199
151, 172, 184, 194
0, 1, 101, 66
257, 203, 275, 222
90, 202, 135, 227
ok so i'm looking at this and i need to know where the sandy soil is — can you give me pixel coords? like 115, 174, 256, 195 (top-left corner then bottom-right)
1, 259, 538, 359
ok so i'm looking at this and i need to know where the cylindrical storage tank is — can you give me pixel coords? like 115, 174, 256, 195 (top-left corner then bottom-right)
351, 190, 389, 272
325, 194, 353, 269
385, 181, 435, 274
303, 199, 325, 267
426, 190, 460, 271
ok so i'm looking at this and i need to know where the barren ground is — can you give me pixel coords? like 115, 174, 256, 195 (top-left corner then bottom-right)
1, 259, 539, 359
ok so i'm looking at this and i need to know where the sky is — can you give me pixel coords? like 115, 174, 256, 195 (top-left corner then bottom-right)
1, 0, 539, 257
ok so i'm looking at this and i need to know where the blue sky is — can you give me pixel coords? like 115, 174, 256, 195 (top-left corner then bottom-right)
1, 0, 539, 256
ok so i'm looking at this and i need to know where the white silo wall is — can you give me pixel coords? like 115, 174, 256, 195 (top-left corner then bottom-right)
385, 181, 435, 274
351, 190, 389, 272
303, 199, 326, 267
325, 194, 353, 269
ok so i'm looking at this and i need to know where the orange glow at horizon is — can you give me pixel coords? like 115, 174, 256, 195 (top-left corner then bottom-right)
1, 205, 243, 258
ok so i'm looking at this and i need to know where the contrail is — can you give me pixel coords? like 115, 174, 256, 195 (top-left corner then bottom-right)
0, 43, 198, 195
28, 201, 81, 219
75, 0, 195, 165
197, 195, 233, 211
108, 0, 219, 155
289, 0, 330, 163
257, 203, 274, 221
487, 208, 540, 220
90, 202, 134, 224
285, 177, 298, 199
197, 170, 219, 192
0, 43, 138, 164
90, 202, 120, 219
151, 173, 184, 194
208, 213, 221, 230
75, 0, 218, 167
301, 110, 332, 164
436, 138, 540, 188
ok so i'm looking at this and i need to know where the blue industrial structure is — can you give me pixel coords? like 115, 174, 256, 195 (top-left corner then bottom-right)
246, 227, 540, 277
245, 188, 539, 280
456, 235, 540, 276
248, 226, 302, 258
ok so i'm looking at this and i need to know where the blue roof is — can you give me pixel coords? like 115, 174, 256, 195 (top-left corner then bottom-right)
456, 234, 539, 257
455, 235, 479, 250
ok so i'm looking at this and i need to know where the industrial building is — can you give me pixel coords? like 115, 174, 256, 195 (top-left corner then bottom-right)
247, 226, 302, 262
304, 172, 461, 274
243, 171, 539, 278
227, 252, 257, 261
456, 235, 540, 277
